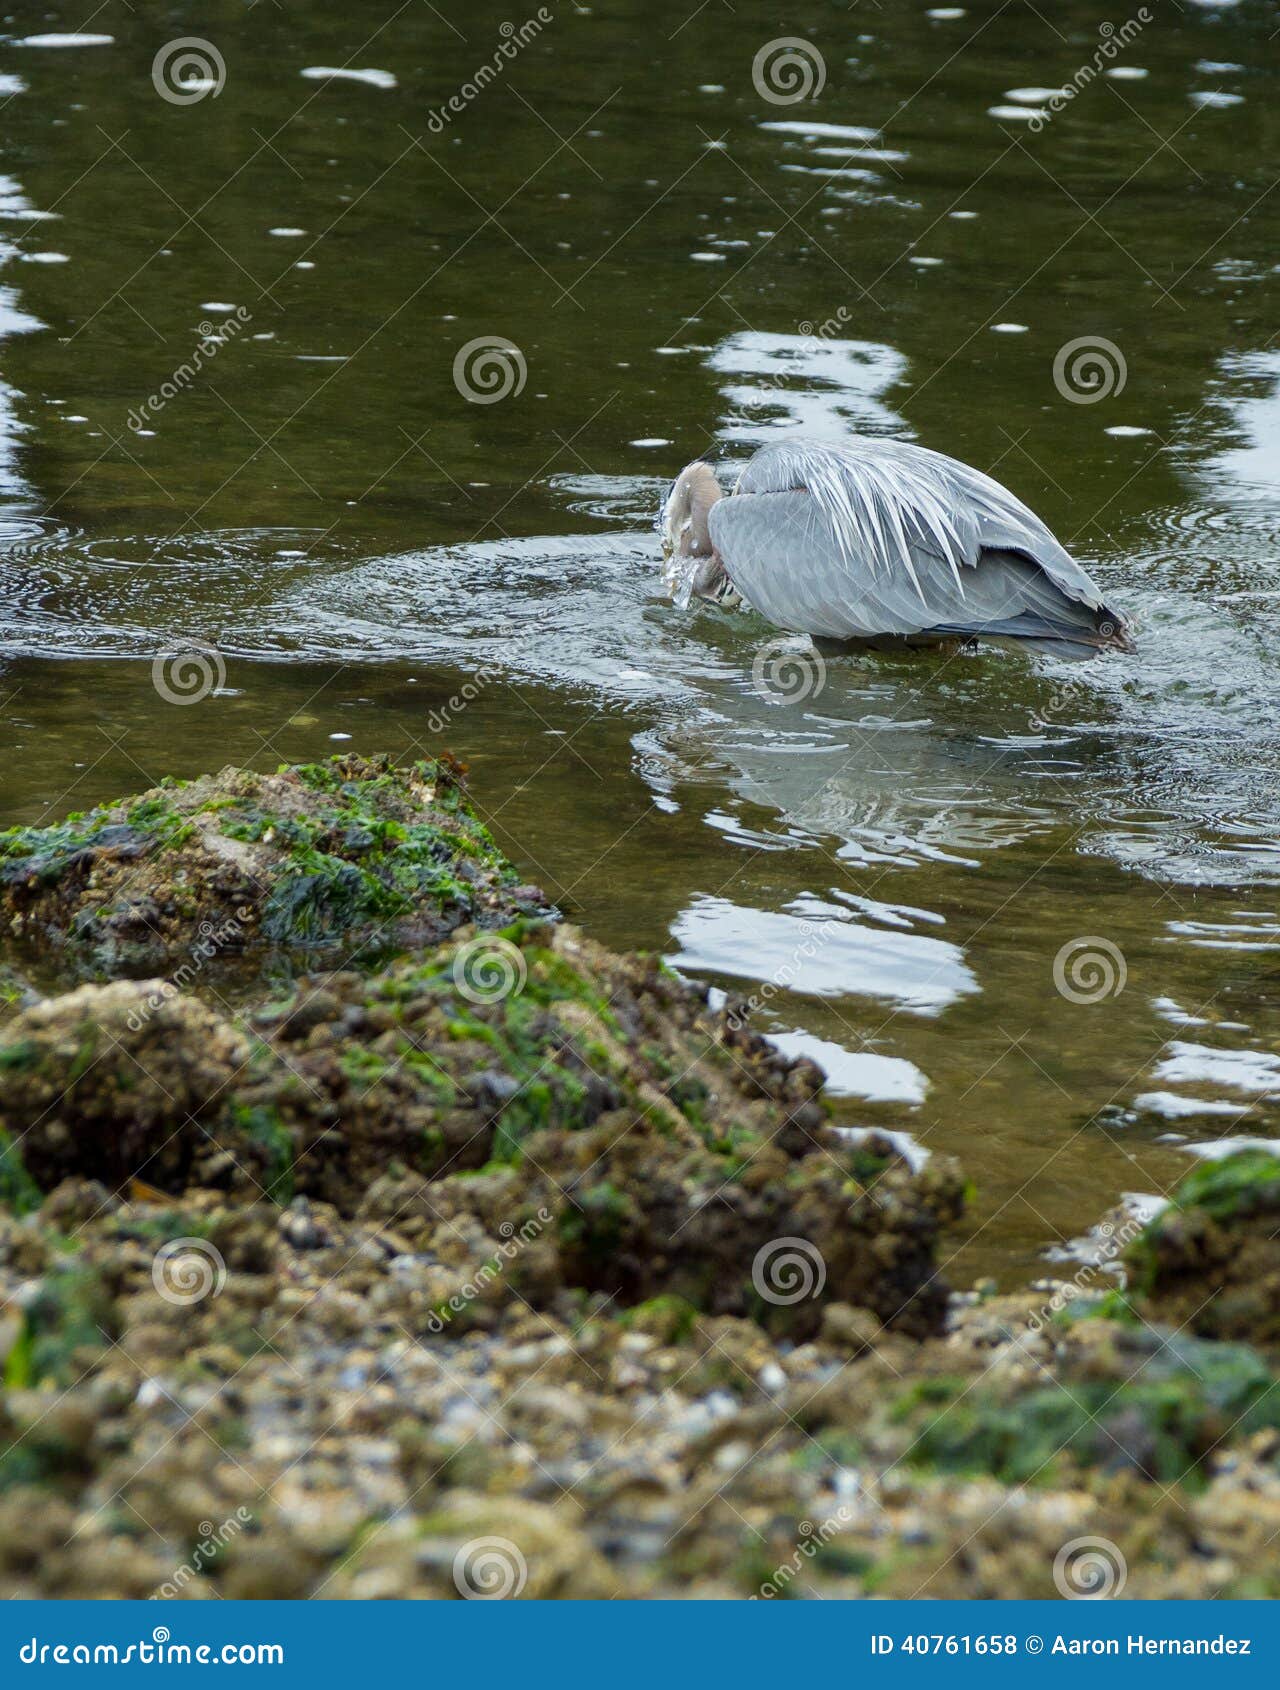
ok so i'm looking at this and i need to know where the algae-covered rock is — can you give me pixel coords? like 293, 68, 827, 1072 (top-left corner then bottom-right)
896, 1326, 1280, 1489
0, 754, 546, 977
254, 921, 962, 1333
0, 921, 964, 1336
1123, 1150, 1280, 1347
0, 965, 36, 1016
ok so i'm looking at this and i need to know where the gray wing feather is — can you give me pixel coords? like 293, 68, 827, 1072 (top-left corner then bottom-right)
726, 437, 1108, 620
709, 493, 1104, 642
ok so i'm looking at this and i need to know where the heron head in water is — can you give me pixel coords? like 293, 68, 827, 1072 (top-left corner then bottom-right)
659, 460, 741, 609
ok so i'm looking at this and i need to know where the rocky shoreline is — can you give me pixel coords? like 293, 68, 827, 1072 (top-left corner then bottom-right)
2, 756, 1279, 1599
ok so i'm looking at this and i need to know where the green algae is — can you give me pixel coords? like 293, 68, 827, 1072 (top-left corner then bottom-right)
124, 796, 195, 849
901, 1334, 1280, 1490
618, 1294, 699, 1346
257, 817, 483, 945
0, 1039, 38, 1074
5, 1261, 116, 1391
376, 930, 622, 1161
0, 791, 194, 894
0, 755, 538, 967
0, 817, 148, 889
0, 1128, 42, 1215
250, 758, 516, 945
1125, 1151, 1280, 1297
845, 1143, 895, 1187
558, 1182, 634, 1261
231, 1104, 296, 1204
790, 1428, 864, 1472
1057, 1289, 1142, 1327
1148, 1149, 1280, 1226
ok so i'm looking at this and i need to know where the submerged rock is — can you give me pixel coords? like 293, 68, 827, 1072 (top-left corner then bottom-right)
0, 754, 546, 978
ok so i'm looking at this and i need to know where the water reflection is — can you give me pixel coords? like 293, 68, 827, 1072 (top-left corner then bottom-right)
709, 330, 906, 446
670, 892, 977, 1015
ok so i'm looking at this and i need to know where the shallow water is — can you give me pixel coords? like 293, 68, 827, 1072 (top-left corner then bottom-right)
1, 1, 1279, 1281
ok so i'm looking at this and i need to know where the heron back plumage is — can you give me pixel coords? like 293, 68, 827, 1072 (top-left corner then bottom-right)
706, 437, 1127, 652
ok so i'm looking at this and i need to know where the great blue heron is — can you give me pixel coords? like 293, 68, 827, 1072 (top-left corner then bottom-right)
659, 436, 1130, 657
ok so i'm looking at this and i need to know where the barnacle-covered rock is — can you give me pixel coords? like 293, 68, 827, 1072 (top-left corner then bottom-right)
2, 1182, 1279, 1599
0, 921, 964, 1336
0, 981, 254, 1200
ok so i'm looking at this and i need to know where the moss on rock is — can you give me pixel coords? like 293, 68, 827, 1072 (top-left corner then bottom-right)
4, 1260, 119, 1392
1125, 1151, 1280, 1347
899, 1329, 1280, 1490
250, 923, 964, 1334
0, 920, 963, 1337
0, 754, 546, 979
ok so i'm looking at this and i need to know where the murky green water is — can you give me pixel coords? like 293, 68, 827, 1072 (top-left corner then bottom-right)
2, 0, 1279, 1281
